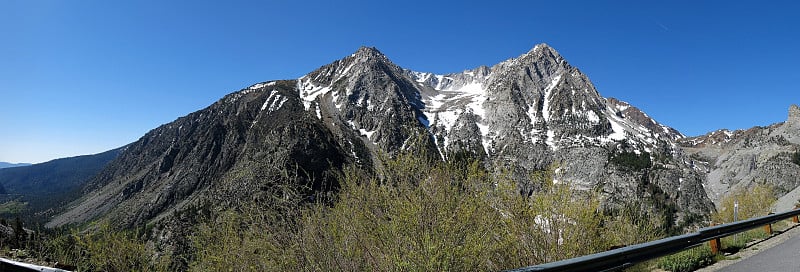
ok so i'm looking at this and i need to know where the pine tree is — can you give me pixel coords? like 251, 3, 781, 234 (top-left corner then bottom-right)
13, 217, 25, 248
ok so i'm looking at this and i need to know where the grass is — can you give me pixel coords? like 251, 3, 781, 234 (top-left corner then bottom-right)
656, 225, 783, 272
656, 245, 717, 272
0, 200, 27, 215
720, 228, 769, 253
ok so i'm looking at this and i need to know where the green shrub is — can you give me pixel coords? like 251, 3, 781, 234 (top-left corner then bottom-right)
712, 184, 776, 223
657, 245, 715, 272
610, 151, 652, 171
658, 184, 777, 272
190, 210, 300, 271
42, 222, 169, 272
656, 228, 770, 272
189, 152, 664, 271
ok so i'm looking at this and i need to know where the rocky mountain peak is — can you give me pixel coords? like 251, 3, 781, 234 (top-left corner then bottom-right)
528, 43, 557, 54
300, 46, 399, 89
351, 46, 390, 64
788, 104, 800, 124
46, 43, 715, 245
354, 45, 382, 55
606, 98, 685, 141
680, 129, 737, 148
485, 43, 571, 91
518, 43, 564, 64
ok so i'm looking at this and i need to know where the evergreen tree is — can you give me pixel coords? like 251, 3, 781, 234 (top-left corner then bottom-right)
13, 217, 25, 248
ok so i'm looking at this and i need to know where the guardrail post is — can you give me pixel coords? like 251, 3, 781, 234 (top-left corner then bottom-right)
764, 212, 775, 235
794, 206, 799, 223
709, 237, 721, 255
709, 222, 721, 255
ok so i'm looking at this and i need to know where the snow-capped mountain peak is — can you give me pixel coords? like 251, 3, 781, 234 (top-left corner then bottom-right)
51, 43, 715, 234
293, 44, 687, 168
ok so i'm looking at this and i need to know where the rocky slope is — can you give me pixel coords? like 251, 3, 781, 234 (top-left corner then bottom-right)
48, 44, 716, 245
680, 105, 800, 211
409, 45, 710, 218
47, 80, 348, 228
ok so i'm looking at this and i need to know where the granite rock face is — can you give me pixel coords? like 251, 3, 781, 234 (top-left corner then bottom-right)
681, 105, 800, 211
789, 104, 800, 125
409, 44, 712, 221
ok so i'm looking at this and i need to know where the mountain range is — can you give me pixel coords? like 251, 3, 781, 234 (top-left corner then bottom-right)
0, 148, 122, 219
0, 162, 31, 169
37, 45, 711, 245
1, 44, 796, 259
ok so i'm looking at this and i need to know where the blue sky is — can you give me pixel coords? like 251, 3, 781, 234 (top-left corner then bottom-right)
1, 0, 798, 163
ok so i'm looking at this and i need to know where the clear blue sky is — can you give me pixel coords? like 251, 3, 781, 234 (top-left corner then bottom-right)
1, 0, 798, 163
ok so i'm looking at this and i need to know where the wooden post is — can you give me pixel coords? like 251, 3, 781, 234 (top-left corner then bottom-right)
709, 237, 721, 255
794, 206, 800, 223
709, 223, 721, 255
764, 212, 775, 235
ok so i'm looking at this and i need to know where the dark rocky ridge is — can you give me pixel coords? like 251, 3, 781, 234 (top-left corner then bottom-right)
48, 81, 348, 228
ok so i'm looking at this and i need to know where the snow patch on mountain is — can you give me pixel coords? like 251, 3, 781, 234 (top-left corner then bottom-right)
586, 110, 600, 123
542, 75, 563, 123
248, 81, 276, 91
604, 114, 628, 142
297, 77, 332, 111
412, 70, 493, 152
261, 90, 287, 113
295, 45, 683, 161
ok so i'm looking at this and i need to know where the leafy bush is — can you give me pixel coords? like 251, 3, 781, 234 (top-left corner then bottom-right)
189, 152, 663, 271
191, 210, 300, 271
602, 203, 665, 248
712, 184, 776, 223
42, 222, 169, 272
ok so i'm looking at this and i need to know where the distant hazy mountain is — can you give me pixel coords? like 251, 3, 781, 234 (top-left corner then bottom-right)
0, 162, 32, 169
0, 148, 123, 220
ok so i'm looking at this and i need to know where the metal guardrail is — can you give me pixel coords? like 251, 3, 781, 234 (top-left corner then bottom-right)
0, 258, 71, 272
507, 208, 800, 272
